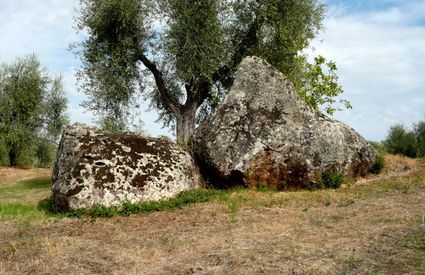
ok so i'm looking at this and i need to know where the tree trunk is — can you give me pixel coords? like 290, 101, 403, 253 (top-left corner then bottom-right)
175, 103, 198, 143
9, 150, 16, 167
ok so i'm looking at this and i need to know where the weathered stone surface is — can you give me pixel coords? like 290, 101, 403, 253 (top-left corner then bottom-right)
193, 56, 376, 190
52, 124, 201, 212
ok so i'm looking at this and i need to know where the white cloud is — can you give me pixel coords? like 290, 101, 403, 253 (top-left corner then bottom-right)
309, 3, 425, 140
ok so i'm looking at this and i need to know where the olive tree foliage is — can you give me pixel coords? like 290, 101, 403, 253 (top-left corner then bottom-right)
0, 55, 69, 167
41, 77, 70, 141
75, 0, 348, 141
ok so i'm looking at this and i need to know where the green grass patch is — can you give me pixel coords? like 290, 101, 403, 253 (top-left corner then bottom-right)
0, 178, 51, 203
0, 178, 50, 194
399, 217, 425, 251
0, 178, 54, 226
350, 175, 423, 198
0, 198, 56, 227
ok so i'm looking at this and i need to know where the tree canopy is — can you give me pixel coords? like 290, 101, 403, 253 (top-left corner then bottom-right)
76, 0, 348, 141
0, 55, 69, 167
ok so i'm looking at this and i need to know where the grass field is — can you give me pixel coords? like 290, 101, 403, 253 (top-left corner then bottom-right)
0, 155, 424, 274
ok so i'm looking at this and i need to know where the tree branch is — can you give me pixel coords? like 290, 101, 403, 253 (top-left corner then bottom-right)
138, 53, 180, 113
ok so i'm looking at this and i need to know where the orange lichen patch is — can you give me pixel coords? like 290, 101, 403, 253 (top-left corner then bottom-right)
245, 151, 319, 190
0, 167, 51, 186
348, 154, 374, 178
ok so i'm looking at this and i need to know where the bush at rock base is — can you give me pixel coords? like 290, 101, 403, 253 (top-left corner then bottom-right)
368, 155, 386, 175
319, 171, 345, 190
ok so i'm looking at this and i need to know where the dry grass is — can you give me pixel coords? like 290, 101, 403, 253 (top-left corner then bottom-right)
384, 154, 422, 173
0, 159, 424, 274
356, 154, 423, 186
0, 167, 51, 187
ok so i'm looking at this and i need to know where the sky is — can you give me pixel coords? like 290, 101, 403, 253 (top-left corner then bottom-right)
0, 0, 424, 141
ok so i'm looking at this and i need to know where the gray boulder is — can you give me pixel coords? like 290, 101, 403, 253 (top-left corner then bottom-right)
193, 56, 376, 190
52, 124, 201, 212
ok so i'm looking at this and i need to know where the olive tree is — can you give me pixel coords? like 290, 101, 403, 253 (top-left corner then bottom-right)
0, 55, 69, 167
76, 0, 348, 141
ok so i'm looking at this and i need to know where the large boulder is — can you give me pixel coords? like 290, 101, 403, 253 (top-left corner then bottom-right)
193, 56, 376, 190
52, 124, 201, 212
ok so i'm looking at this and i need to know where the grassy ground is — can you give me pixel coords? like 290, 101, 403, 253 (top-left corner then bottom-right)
0, 156, 424, 274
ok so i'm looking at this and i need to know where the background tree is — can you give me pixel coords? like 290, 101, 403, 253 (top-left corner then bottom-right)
76, 0, 348, 141
41, 76, 70, 142
413, 119, 425, 158
384, 124, 417, 158
99, 115, 127, 133
0, 55, 69, 167
37, 76, 70, 167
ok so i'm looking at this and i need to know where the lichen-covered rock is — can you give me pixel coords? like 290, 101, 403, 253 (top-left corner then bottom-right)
52, 124, 201, 212
193, 56, 376, 190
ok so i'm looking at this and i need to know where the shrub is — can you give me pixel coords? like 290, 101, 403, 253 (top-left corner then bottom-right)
368, 154, 385, 175
320, 171, 345, 189
15, 149, 36, 168
384, 124, 417, 158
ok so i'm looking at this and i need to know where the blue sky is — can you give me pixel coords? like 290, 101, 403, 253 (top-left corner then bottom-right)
0, 0, 424, 141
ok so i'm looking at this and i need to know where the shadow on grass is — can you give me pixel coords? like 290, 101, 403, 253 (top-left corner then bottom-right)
0, 178, 51, 194
19, 178, 51, 189
37, 197, 55, 213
